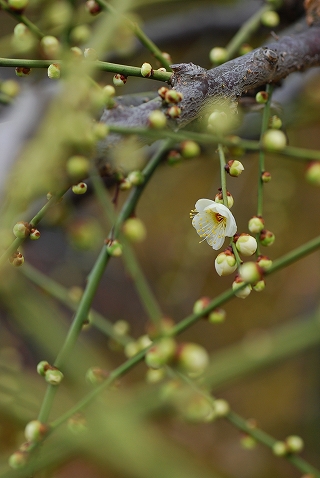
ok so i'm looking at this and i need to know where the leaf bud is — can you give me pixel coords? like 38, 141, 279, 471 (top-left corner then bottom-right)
113, 74, 127, 86
148, 110, 167, 129
238, 262, 263, 284
166, 105, 181, 118
47, 63, 60, 79
232, 277, 252, 299
15, 66, 31, 77
208, 308, 226, 324
13, 221, 30, 238
140, 62, 153, 77
235, 233, 257, 256
225, 159, 244, 177
180, 140, 200, 159
209, 47, 228, 65
262, 129, 287, 151
44, 368, 64, 385
259, 229, 275, 246
255, 91, 268, 104
24, 420, 48, 443
72, 182, 88, 194
248, 216, 264, 234
176, 343, 209, 376
145, 337, 176, 369
215, 250, 237, 276
122, 217, 146, 242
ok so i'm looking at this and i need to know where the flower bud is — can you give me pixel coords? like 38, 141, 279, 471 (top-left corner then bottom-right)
8, 0, 28, 10
13, 22, 29, 39
161, 51, 172, 63
261, 171, 271, 183
9, 251, 24, 267
148, 110, 167, 129
92, 122, 109, 140
238, 262, 262, 284
235, 234, 257, 256
248, 216, 264, 234
146, 317, 175, 340
193, 296, 211, 315
209, 47, 228, 65
272, 441, 287, 456
40, 35, 60, 58
1, 79, 20, 98
213, 399, 230, 417
103, 84, 116, 98
15, 66, 31, 77
208, 308, 226, 324
255, 91, 268, 104
37, 360, 50, 376
66, 155, 90, 181
208, 110, 227, 130
113, 319, 130, 336
113, 74, 127, 86
269, 115, 282, 130
47, 63, 60, 79
70, 24, 91, 44
240, 435, 257, 449
30, 228, 40, 240
181, 393, 215, 423
176, 343, 209, 376
167, 150, 181, 165
180, 140, 200, 159
253, 279, 265, 292
141, 62, 153, 77
86, 367, 109, 385
225, 159, 244, 177
232, 277, 252, 299
158, 86, 169, 99
262, 129, 287, 151
257, 255, 273, 271
167, 105, 181, 118
124, 340, 140, 358
214, 189, 234, 208
305, 161, 320, 186
259, 229, 275, 246
119, 178, 132, 191
261, 10, 280, 27
84, 47, 98, 60
107, 239, 123, 257
127, 170, 144, 186
122, 217, 146, 242
13, 221, 30, 238
285, 435, 304, 453
24, 420, 48, 443
8, 451, 29, 469
145, 367, 166, 383
44, 368, 64, 385
85, 0, 102, 15
164, 90, 183, 104
72, 182, 87, 194
145, 337, 176, 369
215, 250, 237, 276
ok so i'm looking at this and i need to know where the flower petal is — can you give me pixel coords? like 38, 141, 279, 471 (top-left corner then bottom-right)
206, 233, 225, 250
194, 199, 215, 213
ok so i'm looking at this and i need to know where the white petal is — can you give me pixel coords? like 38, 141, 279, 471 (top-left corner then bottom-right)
205, 202, 229, 215
207, 234, 225, 250
225, 213, 237, 237
194, 199, 215, 213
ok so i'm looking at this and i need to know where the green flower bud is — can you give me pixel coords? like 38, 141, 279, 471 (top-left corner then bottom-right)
13, 23, 29, 39
13, 221, 30, 238
145, 367, 166, 383
260, 229, 275, 246
215, 250, 237, 276
124, 340, 140, 358
141, 62, 153, 77
37, 360, 50, 376
261, 10, 280, 28
70, 25, 91, 44
44, 368, 64, 385
180, 140, 200, 159
158, 86, 169, 99
145, 337, 176, 369
9, 251, 24, 267
148, 110, 167, 129
177, 343, 209, 376
255, 91, 268, 104
84, 48, 98, 60
269, 115, 282, 129
236, 234, 257, 256
161, 51, 172, 63
167, 105, 181, 118
103, 84, 116, 98
72, 182, 87, 194
24, 420, 48, 443
239, 43, 253, 55
122, 217, 146, 242
182, 393, 215, 423
225, 159, 244, 177
208, 110, 227, 129
127, 170, 144, 186
29, 228, 40, 240
68, 414, 87, 434
257, 255, 273, 270
305, 162, 320, 186
213, 399, 230, 417
209, 47, 228, 65
193, 296, 211, 315
272, 441, 287, 456
248, 216, 264, 234
8, 451, 29, 469
214, 190, 234, 208
232, 277, 252, 299
15, 67, 31, 77
164, 89, 183, 104
8, 0, 28, 10
167, 150, 182, 165
208, 308, 226, 324
238, 262, 262, 284
285, 435, 304, 453
119, 178, 132, 191
253, 279, 266, 292
241, 434, 257, 449
92, 122, 109, 140
1, 79, 20, 98
262, 129, 287, 151
113, 74, 127, 87
66, 155, 90, 181
107, 239, 123, 257
113, 319, 130, 336
261, 171, 272, 183
86, 367, 109, 385
70, 46, 83, 58
47, 63, 60, 79
40, 35, 60, 58
146, 317, 175, 340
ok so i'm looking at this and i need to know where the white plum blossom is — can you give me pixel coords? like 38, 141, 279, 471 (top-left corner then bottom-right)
190, 199, 237, 250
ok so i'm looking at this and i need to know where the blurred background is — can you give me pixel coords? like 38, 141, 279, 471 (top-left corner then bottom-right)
0, 0, 320, 477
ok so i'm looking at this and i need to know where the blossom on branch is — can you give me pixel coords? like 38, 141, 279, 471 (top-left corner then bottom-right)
190, 199, 237, 250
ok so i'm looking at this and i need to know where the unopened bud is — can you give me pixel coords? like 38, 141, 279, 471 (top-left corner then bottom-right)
84, 48, 98, 60
261, 10, 280, 27
225, 159, 244, 177
24, 420, 48, 443
158, 86, 169, 99
113, 74, 127, 86
13, 221, 30, 238
261, 171, 271, 183
15, 66, 31, 77
44, 368, 64, 385
148, 110, 167, 129
285, 435, 304, 453
232, 277, 252, 299
257, 255, 273, 270
176, 343, 209, 376
209, 47, 228, 65
40, 35, 60, 58
9, 251, 24, 267
193, 296, 211, 315
215, 250, 237, 276
85, 0, 102, 15
238, 262, 262, 284
145, 337, 176, 369
30, 228, 40, 240
180, 140, 200, 159
253, 279, 266, 292
127, 170, 144, 185
248, 216, 264, 234
141, 62, 153, 77
107, 239, 123, 257
305, 161, 320, 186
167, 105, 181, 118
72, 182, 87, 194
208, 308, 226, 324
47, 63, 60, 79
255, 91, 268, 104
122, 217, 146, 242
259, 229, 275, 246
66, 155, 90, 181
235, 234, 257, 256
164, 90, 183, 104
262, 129, 287, 151
215, 189, 234, 208
8, 0, 28, 11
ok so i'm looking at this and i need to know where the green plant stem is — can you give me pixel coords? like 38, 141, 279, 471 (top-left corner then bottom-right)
0, 0, 44, 39
0, 191, 66, 269
0, 58, 172, 82
89, 169, 163, 324
37, 139, 172, 424
225, 4, 272, 59
218, 144, 228, 207
20, 262, 132, 346
94, 0, 172, 71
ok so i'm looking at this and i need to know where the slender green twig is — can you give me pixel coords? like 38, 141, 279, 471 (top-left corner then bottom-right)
93, 0, 172, 71
218, 144, 228, 207
225, 4, 272, 60
0, 58, 172, 82
0, 0, 45, 39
